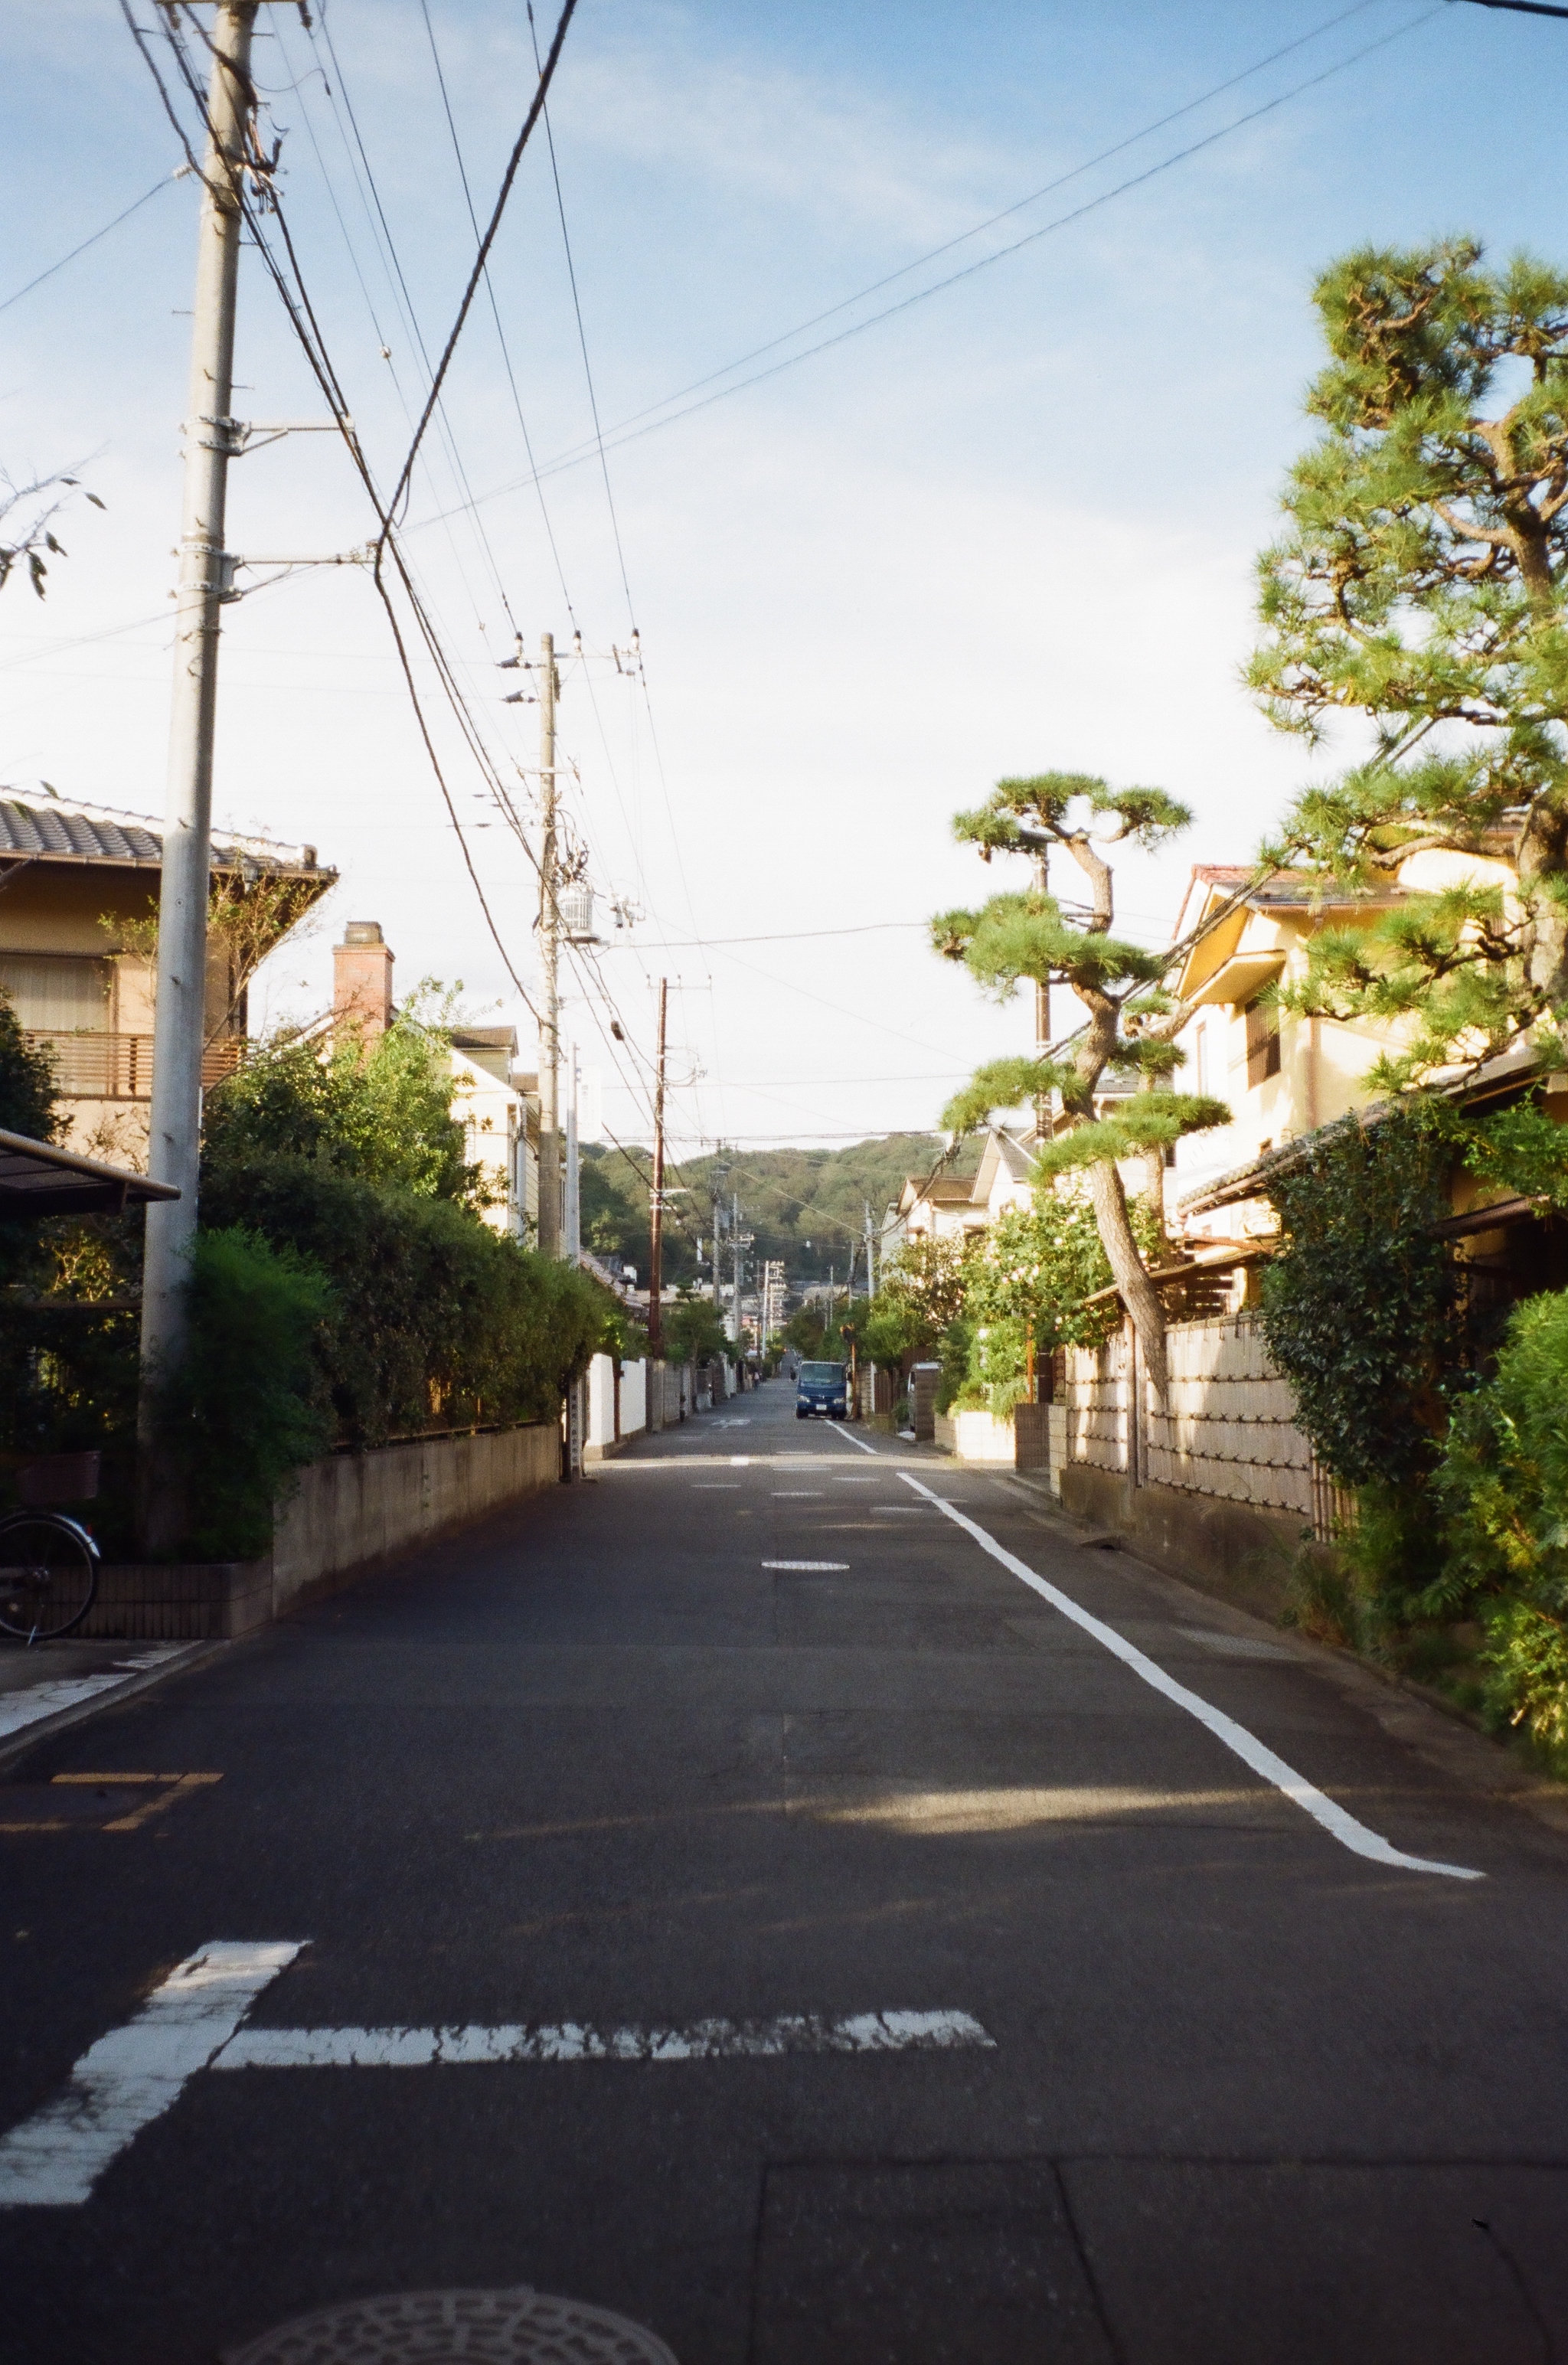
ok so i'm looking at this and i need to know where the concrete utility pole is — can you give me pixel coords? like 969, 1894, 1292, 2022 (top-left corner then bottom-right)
564, 1043, 580, 1263
139, 0, 260, 1551
536, 630, 561, 1256
710, 1160, 730, 1312
864, 1200, 877, 1302
730, 1190, 743, 1351
648, 978, 668, 1357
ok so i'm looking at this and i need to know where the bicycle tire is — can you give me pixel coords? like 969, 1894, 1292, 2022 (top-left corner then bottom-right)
0, 1512, 100, 1642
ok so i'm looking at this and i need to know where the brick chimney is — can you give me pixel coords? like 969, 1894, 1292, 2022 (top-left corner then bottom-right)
333, 920, 394, 1039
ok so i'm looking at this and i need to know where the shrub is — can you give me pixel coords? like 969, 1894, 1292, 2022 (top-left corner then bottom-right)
165, 1227, 337, 1560
1428, 1289, 1568, 1766
1261, 1105, 1455, 1485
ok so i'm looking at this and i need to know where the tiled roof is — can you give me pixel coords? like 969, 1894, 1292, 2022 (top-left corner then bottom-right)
0, 789, 325, 875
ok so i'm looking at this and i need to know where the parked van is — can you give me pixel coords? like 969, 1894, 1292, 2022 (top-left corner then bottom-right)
795, 1359, 848, 1419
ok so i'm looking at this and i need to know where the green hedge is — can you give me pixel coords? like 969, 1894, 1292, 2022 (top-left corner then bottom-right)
201, 1152, 609, 1447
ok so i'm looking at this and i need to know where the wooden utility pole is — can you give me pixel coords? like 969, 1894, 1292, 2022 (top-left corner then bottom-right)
648, 977, 668, 1356
139, 0, 260, 1552
536, 630, 561, 1256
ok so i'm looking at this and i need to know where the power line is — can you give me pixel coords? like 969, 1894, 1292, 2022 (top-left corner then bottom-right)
0, 168, 187, 314
488, 0, 1393, 479
378, 0, 580, 546
126, 4, 547, 1025
525, 0, 635, 631
420, 1, 1443, 531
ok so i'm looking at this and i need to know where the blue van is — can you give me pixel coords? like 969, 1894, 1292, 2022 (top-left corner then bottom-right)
795, 1359, 848, 1419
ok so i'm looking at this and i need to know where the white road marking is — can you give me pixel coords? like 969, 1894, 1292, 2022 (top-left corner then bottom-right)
899, 1474, 1484, 1883
0, 1939, 303, 2206
730, 1456, 751, 1467
825, 1422, 878, 1455
763, 1560, 850, 1572
691, 1485, 740, 1491
214, 2008, 994, 2069
771, 1491, 823, 1498
0, 1648, 188, 1742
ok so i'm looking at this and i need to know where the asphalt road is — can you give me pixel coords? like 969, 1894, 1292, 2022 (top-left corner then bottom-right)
3, 1378, 1568, 2363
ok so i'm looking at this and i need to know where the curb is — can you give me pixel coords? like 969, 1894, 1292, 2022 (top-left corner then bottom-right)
0, 1641, 219, 1773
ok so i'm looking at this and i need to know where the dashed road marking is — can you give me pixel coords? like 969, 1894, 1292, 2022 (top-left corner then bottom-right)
763, 1560, 850, 1572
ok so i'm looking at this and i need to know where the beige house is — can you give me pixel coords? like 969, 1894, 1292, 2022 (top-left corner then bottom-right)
1165, 845, 1520, 1251
0, 788, 333, 1164
882, 1127, 1040, 1260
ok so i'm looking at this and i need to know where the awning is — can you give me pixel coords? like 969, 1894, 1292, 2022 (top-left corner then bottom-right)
0, 1129, 180, 1221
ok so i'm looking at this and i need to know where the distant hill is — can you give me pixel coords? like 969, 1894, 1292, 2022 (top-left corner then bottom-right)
580, 1132, 980, 1288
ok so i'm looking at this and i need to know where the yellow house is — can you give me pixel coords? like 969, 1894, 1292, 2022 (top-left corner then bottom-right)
0, 788, 333, 1164
1166, 844, 1517, 1249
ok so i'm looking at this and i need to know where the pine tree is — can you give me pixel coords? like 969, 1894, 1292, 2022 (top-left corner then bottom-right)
1249, 238, 1568, 1088
933, 773, 1228, 1399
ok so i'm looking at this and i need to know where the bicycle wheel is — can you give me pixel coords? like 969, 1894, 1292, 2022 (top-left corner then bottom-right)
0, 1514, 100, 1642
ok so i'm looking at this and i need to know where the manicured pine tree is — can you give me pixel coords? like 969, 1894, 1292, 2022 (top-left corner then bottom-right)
1249, 238, 1568, 1087
933, 773, 1229, 1400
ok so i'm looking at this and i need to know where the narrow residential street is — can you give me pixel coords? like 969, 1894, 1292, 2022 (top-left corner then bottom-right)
3, 1378, 1567, 2363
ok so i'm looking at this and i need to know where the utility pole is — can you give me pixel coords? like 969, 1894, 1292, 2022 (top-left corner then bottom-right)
536, 630, 561, 1257
648, 978, 668, 1357
564, 1043, 580, 1263
730, 1189, 742, 1353
139, 0, 260, 1553
864, 1200, 877, 1301
710, 1161, 730, 1314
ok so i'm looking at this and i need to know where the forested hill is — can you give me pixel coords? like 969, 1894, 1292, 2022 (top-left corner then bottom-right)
580, 1132, 981, 1286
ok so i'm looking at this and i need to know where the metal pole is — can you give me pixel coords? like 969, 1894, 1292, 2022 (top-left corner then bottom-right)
537, 630, 561, 1256
139, 0, 258, 1553
648, 978, 668, 1357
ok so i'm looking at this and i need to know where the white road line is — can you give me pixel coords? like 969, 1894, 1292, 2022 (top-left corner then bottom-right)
214, 2009, 994, 2069
763, 1560, 849, 1572
0, 1940, 303, 2206
825, 1421, 878, 1455
899, 1474, 1483, 1883
0, 1648, 188, 1741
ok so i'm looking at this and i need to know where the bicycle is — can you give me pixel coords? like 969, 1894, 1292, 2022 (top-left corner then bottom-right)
0, 1511, 100, 1643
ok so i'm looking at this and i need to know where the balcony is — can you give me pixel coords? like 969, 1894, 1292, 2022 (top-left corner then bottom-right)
25, 1031, 245, 1101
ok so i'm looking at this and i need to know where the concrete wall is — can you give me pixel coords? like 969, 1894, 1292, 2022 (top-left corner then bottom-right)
934, 1408, 1017, 1463
1057, 1314, 1351, 1614
271, 1423, 560, 1613
83, 1422, 562, 1641
586, 1356, 648, 1461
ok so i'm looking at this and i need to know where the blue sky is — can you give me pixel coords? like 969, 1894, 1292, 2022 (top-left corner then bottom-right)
2, 0, 1564, 1151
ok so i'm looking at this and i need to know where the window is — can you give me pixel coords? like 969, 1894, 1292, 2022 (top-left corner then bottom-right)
0, 955, 110, 1034
1245, 995, 1281, 1086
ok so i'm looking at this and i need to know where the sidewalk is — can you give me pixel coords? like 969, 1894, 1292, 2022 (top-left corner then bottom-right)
0, 1638, 212, 1768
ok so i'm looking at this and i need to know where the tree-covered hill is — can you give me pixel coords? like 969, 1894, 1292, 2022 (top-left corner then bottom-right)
580, 1132, 979, 1287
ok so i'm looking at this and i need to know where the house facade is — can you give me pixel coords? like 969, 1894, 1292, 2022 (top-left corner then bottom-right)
0, 789, 333, 1164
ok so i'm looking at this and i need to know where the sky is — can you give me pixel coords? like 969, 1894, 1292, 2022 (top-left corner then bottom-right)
3, 0, 1566, 1158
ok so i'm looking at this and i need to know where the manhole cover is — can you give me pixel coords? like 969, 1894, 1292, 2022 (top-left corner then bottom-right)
222, 2284, 678, 2365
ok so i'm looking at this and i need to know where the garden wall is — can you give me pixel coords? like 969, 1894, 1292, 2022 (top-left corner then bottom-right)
1057, 1315, 1349, 1619
80, 1420, 561, 1641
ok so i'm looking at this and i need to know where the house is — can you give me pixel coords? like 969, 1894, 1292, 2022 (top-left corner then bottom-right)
329, 922, 540, 1240
0, 787, 334, 1164
881, 1126, 1040, 1261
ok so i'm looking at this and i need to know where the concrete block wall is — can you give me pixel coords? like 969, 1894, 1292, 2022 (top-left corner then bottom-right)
1063, 1315, 1327, 1532
272, 1423, 560, 1615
